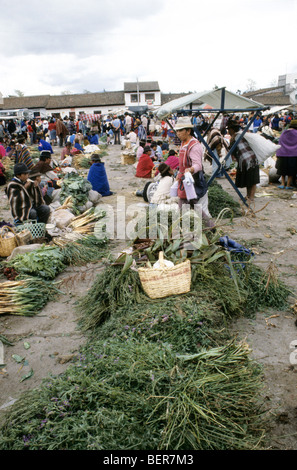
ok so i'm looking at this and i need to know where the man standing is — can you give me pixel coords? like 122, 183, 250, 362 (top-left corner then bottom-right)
112, 115, 121, 145
56, 118, 69, 147
6, 163, 50, 224
124, 113, 132, 134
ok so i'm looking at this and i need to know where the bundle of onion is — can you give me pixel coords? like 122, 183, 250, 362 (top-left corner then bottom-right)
0, 277, 60, 316
68, 207, 106, 234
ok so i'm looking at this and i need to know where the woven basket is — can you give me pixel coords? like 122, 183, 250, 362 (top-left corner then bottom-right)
15, 229, 33, 246
121, 153, 136, 165
138, 251, 191, 299
0, 226, 18, 257
15, 220, 46, 239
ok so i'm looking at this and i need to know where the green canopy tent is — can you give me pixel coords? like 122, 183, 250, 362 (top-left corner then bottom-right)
155, 87, 268, 206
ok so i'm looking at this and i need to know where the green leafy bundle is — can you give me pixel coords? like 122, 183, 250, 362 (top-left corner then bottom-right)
0, 338, 266, 450
59, 173, 92, 212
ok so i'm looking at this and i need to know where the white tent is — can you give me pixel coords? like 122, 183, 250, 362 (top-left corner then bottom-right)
155, 87, 266, 119
262, 105, 289, 116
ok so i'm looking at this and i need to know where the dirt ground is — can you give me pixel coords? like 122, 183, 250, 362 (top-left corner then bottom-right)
0, 141, 297, 450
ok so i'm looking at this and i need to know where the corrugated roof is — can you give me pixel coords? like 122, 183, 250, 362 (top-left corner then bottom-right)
46, 91, 125, 109
124, 81, 160, 92
0, 91, 125, 110
242, 85, 291, 106
0, 95, 50, 109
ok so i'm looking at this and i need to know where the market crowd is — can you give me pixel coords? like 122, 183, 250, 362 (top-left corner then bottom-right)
0, 107, 297, 229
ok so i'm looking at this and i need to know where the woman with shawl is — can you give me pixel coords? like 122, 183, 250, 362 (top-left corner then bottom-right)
276, 120, 297, 190
227, 120, 259, 203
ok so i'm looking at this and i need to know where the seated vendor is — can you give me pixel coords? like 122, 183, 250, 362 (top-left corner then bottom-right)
150, 163, 177, 206
31, 150, 59, 196
87, 154, 114, 197
73, 138, 84, 153
6, 163, 50, 225
88, 131, 99, 145
61, 141, 72, 160
135, 146, 155, 178
164, 149, 179, 170
37, 135, 54, 154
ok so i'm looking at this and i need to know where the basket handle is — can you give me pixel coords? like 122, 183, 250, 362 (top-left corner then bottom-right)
158, 251, 165, 268
21, 220, 37, 225
0, 225, 16, 240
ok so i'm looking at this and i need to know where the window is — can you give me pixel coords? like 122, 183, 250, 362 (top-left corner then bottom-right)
145, 93, 155, 102
94, 110, 101, 115
131, 94, 138, 103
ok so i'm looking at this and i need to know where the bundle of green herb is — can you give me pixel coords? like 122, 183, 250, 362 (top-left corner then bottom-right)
0, 338, 266, 450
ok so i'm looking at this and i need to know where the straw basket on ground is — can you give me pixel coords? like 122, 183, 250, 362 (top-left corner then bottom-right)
0, 226, 18, 258
121, 151, 136, 165
138, 251, 191, 299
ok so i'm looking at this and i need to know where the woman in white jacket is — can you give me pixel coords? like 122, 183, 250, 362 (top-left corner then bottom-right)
150, 163, 178, 205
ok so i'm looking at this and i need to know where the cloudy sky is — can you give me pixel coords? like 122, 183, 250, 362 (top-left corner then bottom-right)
1, 0, 296, 97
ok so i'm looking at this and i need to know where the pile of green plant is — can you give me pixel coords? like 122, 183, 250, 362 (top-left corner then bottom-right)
59, 173, 92, 213
1, 235, 109, 316
0, 338, 266, 450
4, 236, 109, 281
207, 178, 241, 218
4, 245, 66, 280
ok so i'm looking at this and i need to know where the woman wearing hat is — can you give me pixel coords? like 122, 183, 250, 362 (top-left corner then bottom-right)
174, 116, 212, 222
275, 120, 297, 189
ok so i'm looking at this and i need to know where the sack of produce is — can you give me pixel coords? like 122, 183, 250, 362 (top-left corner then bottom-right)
88, 189, 102, 204
243, 132, 280, 164
53, 209, 76, 229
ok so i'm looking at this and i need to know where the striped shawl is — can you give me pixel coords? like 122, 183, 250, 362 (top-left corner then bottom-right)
6, 179, 45, 222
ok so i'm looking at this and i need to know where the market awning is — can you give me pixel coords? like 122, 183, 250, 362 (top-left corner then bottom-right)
155, 87, 266, 119
262, 105, 289, 116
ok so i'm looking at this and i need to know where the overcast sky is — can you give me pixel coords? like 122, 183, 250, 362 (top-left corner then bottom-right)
1, 0, 296, 97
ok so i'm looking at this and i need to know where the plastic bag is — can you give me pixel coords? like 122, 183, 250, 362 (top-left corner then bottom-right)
243, 132, 281, 164
170, 180, 178, 197
183, 172, 197, 200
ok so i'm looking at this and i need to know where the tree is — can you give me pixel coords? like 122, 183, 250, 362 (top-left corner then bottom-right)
14, 90, 24, 97
245, 79, 257, 92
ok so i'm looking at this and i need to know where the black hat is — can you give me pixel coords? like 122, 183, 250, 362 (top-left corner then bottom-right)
14, 163, 29, 175
40, 150, 52, 159
91, 154, 101, 162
